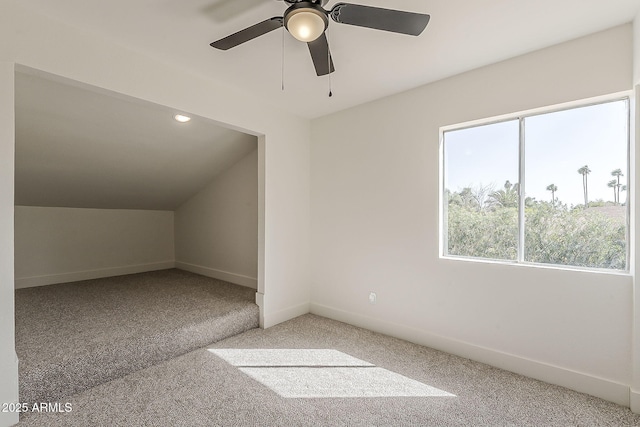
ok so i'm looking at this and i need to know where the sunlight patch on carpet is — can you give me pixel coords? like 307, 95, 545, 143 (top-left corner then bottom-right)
208, 349, 374, 367
208, 349, 456, 398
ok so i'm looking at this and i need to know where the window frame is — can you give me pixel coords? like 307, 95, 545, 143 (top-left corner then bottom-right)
439, 92, 632, 273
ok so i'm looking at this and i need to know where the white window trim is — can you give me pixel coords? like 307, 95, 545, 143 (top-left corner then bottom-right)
439, 91, 633, 274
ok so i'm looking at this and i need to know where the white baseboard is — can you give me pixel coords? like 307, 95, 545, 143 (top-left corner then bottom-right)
310, 302, 630, 408
14, 261, 176, 289
175, 261, 257, 289
631, 388, 640, 414
263, 301, 310, 329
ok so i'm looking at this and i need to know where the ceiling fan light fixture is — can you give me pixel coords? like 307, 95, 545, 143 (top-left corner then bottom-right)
210, 1, 431, 78
284, 6, 328, 43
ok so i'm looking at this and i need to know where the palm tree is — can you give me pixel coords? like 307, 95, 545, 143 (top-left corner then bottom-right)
607, 179, 618, 204
577, 165, 591, 207
489, 180, 519, 208
546, 184, 557, 206
611, 169, 623, 205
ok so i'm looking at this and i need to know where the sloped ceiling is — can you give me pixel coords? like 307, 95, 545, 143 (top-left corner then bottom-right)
16, 0, 640, 118
15, 71, 257, 211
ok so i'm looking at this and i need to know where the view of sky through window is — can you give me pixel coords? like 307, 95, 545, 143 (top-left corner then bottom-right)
444, 119, 519, 199
525, 101, 627, 207
443, 98, 628, 269
444, 100, 627, 207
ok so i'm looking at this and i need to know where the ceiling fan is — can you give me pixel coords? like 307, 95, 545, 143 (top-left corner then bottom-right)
210, 0, 430, 76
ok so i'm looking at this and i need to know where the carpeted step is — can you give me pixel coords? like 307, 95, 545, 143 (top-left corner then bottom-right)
15, 269, 259, 405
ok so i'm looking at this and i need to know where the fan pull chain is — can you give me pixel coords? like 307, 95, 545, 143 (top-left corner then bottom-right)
281, 26, 285, 91
327, 54, 332, 97
327, 32, 332, 98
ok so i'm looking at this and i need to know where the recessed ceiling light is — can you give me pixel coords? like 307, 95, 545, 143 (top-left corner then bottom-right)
174, 114, 191, 123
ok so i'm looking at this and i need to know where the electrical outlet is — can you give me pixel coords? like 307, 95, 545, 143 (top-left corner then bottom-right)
369, 292, 377, 304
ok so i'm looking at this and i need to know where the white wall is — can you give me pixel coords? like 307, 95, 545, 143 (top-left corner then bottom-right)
14, 206, 174, 288
175, 148, 258, 288
632, 10, 640, 414
0, 63, 18, 427
632, 83, 640, 413
311, 24, 634, 407
634, 13, 640, 85
0, 3, 311, 420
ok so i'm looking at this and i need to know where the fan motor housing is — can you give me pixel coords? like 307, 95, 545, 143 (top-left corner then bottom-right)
284, 0, 329, 5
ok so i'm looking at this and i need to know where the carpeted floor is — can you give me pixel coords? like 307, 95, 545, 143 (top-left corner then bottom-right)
18, 314, 640, 426
15, 269, 259, 406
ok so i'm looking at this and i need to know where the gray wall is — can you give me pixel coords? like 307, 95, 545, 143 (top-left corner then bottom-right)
175, 148, 258, 288
14, 207, 175, 288
13, 149, 259, 292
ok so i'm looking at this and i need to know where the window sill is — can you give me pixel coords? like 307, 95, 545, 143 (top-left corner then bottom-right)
440, 255, 630, 277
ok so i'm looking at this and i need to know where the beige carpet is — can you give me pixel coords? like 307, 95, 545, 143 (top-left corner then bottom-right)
15, 269, 259, 406
18, 314, 640, 426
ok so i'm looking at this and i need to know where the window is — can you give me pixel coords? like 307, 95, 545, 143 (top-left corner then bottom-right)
442, 98, 629, 271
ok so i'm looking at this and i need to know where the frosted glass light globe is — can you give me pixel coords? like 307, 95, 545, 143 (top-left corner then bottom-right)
286, 10, 326, 42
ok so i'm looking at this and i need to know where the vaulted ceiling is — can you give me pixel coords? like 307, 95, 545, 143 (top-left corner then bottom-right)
18, 0, 640, 119
15, 71, 257, 210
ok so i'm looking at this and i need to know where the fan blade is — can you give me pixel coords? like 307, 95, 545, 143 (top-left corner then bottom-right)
210, 17, 283, 50
307, 33, 335, 76
330, 3, 429, 36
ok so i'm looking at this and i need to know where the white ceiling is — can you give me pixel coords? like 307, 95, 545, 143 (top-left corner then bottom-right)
18, 0, 640, 119
15, 71, 257, 210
